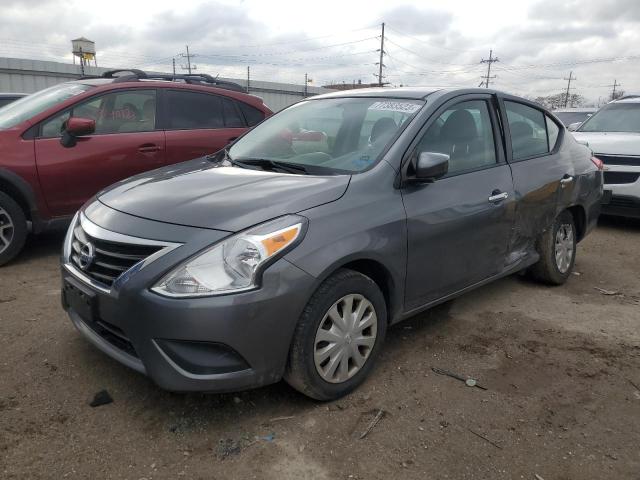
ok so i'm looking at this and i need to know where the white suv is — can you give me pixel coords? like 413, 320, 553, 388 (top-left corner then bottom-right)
573, 96, 640, 218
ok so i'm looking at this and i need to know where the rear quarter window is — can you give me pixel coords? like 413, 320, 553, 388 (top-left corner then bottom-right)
505, 101, 549, 160
238, 102, 265, 126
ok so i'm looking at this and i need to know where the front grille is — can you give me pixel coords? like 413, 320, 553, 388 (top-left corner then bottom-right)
603, 171, 640, 184
596, 154, 640, 167
70, 222, 163, 288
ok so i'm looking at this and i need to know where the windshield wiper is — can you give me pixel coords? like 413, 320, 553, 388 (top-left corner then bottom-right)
206, 149, 258, 170
232, 158, 309, 175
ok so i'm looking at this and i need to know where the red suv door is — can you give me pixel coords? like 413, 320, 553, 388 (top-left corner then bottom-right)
162, 90, 250, 163
34, 89, 165, 216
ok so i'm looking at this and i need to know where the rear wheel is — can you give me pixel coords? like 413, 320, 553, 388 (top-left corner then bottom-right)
0, 192, 28, 267
284, 269, 387, 400
529, 210, 576, 285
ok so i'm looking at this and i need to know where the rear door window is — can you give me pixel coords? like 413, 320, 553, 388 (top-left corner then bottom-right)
505, 101, 549, 160
166, 90, 224, 129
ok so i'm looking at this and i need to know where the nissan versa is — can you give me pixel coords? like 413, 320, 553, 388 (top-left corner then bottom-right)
61, 88, 603, 400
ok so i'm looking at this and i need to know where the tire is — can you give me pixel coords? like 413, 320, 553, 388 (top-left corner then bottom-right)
0, 192, 28, 267
284, 269, 387, 400
529, 210, 576, 285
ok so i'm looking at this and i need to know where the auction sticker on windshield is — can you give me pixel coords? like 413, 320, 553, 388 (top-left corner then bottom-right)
368, 101, 422, 114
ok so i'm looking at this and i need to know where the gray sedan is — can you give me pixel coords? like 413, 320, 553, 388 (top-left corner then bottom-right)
61, 87, 603, 400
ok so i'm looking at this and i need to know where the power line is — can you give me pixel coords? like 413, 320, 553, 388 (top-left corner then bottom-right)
384, 24, 488, 54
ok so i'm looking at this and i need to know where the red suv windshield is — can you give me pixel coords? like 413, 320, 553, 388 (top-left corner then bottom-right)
0, 83, 93, 129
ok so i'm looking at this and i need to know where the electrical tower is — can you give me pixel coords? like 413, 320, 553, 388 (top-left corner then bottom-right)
563, 71, 576, 108
375, 23, 386, 87
480, 49, 498, 88
179, 45, 197, 74
609, 79, 621, 101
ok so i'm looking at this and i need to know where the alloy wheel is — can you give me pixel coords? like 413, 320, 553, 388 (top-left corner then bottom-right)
314, 293, 378, 384
554, 223, 574, 274
0, 207, 15, 255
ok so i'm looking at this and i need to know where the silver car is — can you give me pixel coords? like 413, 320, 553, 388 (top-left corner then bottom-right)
573, 95, 640, 218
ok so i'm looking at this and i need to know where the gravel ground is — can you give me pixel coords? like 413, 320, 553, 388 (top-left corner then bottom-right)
1, 216, 639, 480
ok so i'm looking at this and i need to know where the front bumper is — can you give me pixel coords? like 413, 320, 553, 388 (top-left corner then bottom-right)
61, 207, 317, 393
600, 162, 640, 218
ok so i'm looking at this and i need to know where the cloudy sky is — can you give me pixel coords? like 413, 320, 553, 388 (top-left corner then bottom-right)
2, 0, 638, 103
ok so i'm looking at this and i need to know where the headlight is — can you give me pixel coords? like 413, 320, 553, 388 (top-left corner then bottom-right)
152, 215, 307, 298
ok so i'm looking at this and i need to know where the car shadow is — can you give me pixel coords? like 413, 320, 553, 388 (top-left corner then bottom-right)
10, 230, 66, 266
598, 215, 640, 232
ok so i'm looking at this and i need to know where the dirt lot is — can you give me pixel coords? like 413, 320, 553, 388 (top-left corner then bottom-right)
1, 217, 639, 480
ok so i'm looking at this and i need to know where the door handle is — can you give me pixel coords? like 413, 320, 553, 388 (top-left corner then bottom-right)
138, 143, 161, 153
560, 175, 574, 187
488, 191, 509, 203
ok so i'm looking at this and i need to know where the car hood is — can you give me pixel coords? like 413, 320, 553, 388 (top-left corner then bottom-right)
572, 131, 640, 155
98, 158, 350, 232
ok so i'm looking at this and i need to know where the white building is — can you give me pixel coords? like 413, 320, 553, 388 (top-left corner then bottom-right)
0, 57, 334, 111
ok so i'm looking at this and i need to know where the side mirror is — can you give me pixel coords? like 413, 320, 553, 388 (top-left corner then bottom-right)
60, 117, 95, 148
413, 152, 449, 181
567, 122, 582, 132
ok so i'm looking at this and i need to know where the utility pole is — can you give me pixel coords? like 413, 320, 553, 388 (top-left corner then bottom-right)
376, 22, 385, 87
304, 73, 308, 97
610, 79, 621, 101
563, 71, 576, 108
172, 58, 176, 77
480, 49, 498, 89
179, 45, 197, 74
247, 66, 250, 94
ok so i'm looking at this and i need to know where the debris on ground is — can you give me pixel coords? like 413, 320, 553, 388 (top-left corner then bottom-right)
89, 390, 113, 407
216, 438, 245, 459
467, 428, 502, 449
534, 474, 545, 480
268, 416, 295, 423
258, 433, 275, 442
593, 287, 621, 296
627, 379, 640, 391
432, 367, 487, 390
359, 408, 385, 439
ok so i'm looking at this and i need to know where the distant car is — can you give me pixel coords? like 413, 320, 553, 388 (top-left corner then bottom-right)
61, 87, 602, 400
0, 93, 27, 109
553, 107, 597, 130
0, 69, 272, 265
572, 95, 640, 218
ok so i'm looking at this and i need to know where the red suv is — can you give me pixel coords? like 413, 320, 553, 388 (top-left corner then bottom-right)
0, 69, 272, 265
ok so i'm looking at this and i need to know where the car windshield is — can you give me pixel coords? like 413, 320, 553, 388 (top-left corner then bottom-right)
0, 83, 93, 129
228, 97, 424, 174
554, 111, 592, 127
578, 103, 640, 133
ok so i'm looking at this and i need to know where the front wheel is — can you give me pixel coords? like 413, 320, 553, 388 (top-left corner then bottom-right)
0, 192, 28, 267
284, 269, 387, 400
529, 210, 576, 285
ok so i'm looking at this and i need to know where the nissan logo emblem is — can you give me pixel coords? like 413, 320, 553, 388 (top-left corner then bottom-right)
78, 242, 96, 271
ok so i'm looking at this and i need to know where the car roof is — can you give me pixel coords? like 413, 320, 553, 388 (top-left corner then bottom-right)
309, 86, 532, 103
553, 107, 597, 113
611, 95, 640, 104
